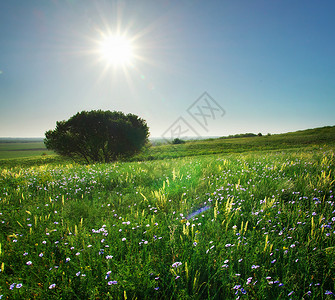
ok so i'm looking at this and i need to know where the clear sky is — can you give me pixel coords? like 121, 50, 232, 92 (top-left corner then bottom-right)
1, 0, 335, 138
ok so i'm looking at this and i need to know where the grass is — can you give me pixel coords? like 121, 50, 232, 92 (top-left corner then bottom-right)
0, 126, 334, 299
0, 141, 53, 160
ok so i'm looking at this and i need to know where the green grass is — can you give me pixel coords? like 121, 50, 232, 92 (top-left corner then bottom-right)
0, 141, 53, 160
0, 126, 334, 299
134, 125, 335, 161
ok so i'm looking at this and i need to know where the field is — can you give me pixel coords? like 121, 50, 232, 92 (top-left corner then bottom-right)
0, 139, 53, 160
0, 127, 335, 299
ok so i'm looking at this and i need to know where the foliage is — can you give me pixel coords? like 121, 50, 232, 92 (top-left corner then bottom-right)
0, 146, 334, 299
44, 110, 149, 163
172, 138, 186, 144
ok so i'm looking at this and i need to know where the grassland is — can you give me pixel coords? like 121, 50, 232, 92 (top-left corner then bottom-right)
0, 139, 53, 160
0, 126, 334, 299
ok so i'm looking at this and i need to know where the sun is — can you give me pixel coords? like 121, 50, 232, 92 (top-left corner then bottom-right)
98, 34, 133, 66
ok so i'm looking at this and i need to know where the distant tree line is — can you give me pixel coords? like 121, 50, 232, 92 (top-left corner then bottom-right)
220, 132, 266, 139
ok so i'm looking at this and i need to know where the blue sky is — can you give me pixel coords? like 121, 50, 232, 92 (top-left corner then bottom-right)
1, 0, 334, 138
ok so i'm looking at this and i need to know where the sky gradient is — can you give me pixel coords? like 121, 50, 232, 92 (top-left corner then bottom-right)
1, 0, 335, 138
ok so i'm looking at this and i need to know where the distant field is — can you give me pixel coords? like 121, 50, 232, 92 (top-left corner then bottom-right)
134, 125, 335, 160
0, 141, 54, 159
1, 125, 334, 163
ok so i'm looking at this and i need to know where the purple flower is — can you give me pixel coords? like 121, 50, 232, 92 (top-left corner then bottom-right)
16, 283, 23, 289
49, 283, 56, 289
108, 281, 118, 285
172, 262, 182, 268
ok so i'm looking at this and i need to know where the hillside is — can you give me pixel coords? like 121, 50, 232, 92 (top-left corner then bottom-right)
135, 125, 335, 160
1, 125, 334, 164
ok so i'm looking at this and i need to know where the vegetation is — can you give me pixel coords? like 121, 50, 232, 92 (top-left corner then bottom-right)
0, 141, 53, 160
44, 110, 149, 163
172, 138, 186, 145
0, 125, 334, 299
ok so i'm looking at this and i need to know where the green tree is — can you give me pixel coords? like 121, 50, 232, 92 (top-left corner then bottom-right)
172, 138, 185, 144
44, 110, 149, 163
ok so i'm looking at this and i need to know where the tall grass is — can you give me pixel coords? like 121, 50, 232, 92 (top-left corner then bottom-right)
0, 147, 334, 299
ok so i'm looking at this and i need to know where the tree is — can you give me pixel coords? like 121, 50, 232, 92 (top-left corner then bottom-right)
44, 110, 149, 163
172, 138, 185, 144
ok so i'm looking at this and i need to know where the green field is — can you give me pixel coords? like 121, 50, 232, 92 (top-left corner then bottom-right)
0, 140, 53, 160
0, 126, 334, 299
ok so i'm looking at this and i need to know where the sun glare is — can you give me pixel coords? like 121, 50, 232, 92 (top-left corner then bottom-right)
99, 34, 133, 66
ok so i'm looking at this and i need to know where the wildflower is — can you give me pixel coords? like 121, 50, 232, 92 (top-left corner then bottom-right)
175, 275, 180, 280
222, 264, 228, 268
288, 291, 294, 296
26, 261, 32, 265
154, 287, 159, 290
251, 265, 259, 269
106, 255, 113, 259
76, 271, 81, 276
108, 281, 118, 285
325, 291, 333, 295
39, 253, 43, 257
49, 283, 56, 289
65, 258, 71, 262
122, 238, 126, 242
172, 262, 182, 268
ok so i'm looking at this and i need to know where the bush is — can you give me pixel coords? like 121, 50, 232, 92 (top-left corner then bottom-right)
172, 138, 185, 144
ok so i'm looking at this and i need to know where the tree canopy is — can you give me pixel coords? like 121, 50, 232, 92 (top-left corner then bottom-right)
44, 110, 149, 163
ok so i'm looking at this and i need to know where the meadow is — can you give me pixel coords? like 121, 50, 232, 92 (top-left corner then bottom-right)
0, 127, 335, 299
0, 139, 53, 160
